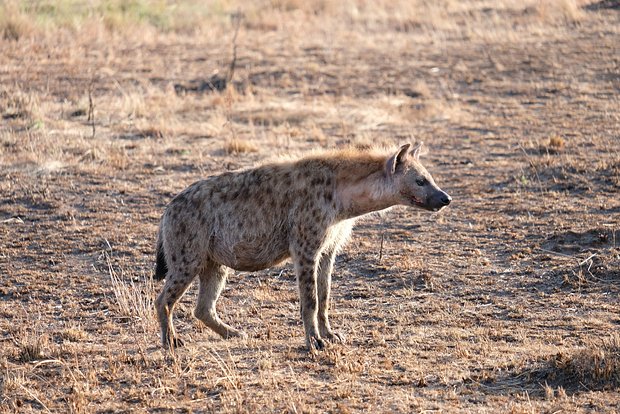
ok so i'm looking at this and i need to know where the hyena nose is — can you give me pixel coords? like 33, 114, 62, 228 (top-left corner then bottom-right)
441, 194, 452, 206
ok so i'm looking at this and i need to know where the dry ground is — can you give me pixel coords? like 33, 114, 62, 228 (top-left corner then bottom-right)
1, 0, 619, 412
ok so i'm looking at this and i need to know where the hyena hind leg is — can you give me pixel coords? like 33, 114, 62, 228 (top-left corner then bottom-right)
155, 269, 195, 349
194, 263, 247, 340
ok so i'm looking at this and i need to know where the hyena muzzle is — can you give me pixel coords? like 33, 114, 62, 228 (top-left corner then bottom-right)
154, 143, 451, 351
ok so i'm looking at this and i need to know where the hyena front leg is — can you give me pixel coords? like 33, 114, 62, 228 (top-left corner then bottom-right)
291, 241, 324, 351
194, 262, 247, 340
317, 250, 345, 344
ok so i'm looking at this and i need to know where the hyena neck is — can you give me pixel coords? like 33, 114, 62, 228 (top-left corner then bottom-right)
336, 173, 398, 220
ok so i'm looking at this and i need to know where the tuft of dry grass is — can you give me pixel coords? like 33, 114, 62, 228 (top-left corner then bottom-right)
535, 0, 585, 24
0, 86, 40, 121
106, 250, 156, 327
511, 334, 620, 396
552, 334, 620, 390
548, 134, 565, 150
17, 334, 48, 363
60, 327, 88, 343
0, 2, 34, 41
224, 138, 259, 154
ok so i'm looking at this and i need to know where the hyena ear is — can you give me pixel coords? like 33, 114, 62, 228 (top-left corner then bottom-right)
386, 144, 411, 176
412, 142, 423, 161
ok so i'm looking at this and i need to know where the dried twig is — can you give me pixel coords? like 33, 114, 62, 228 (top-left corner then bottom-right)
87, 76, 96, 138
379, 231, 385, 262
539, 248, 574, 259
578, 253, 597, 268
225, 12, 243, 85
2, 217, 24, 224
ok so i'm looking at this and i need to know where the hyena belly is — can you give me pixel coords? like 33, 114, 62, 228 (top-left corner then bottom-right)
192, 172, 294, 272
210, 219, 291, 271
163, 165, 331, 274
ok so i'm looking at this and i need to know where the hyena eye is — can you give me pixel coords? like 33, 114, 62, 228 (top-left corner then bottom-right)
416, 178, 427, 186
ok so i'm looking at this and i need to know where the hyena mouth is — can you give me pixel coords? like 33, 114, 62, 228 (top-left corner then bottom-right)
400, 191, 443, 212
400, 191, 426, 208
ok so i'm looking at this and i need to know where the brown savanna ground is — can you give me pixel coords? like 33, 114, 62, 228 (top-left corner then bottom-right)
1, 0, 619, 412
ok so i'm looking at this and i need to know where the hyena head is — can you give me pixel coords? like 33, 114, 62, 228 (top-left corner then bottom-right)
385, 143, 451, 212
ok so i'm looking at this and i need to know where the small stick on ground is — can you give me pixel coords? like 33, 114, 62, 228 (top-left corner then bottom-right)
87, 76, 96, 138
225, 11, 243, 86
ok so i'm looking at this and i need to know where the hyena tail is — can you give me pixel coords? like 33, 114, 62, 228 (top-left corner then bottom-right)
154, 227, 168, 281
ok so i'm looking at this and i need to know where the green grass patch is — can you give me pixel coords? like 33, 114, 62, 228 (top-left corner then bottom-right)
1, 0, 234, 36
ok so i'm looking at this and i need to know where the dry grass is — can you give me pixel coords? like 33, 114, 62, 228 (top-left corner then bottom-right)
480, 334, 620, 399
1, 0, 619, 412
224, 138, 259, 154
535, 0, 585, 23
0, 2, 34, 41
106, 251, 156, 325
553, 334, 620, 390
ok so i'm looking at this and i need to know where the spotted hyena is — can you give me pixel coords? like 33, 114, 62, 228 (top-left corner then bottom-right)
154, 143, 451, 350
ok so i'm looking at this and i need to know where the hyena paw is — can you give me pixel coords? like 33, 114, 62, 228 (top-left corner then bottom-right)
308, 336, 326, 351
164, 336, 185, 350
322, 330, 346, 344
224, 328, 248, 340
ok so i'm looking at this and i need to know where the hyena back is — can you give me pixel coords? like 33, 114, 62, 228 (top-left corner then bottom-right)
155, 143, 451, 350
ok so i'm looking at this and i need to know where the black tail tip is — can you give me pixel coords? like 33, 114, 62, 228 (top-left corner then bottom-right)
154, 243, 168, 280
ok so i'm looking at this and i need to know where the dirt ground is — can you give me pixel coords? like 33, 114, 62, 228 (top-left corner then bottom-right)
1, 1, 619, 412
